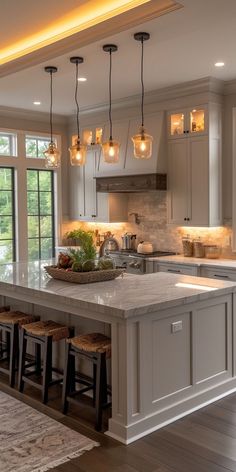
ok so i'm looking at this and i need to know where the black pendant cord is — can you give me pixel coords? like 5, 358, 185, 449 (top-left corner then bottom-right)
109, 49, 113, 141
50, 71, 53, 144
141, 37, 144, 130
75, 62, 80, 141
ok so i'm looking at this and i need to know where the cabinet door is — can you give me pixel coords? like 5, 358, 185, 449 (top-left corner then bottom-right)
188, 136, 209, 225
167, 110, 186, 139
167, 139, 188, 224
125, 112, 165, 174
96, 120, 129, 176
69, 166, 85, 220
84, 150, 97, 219
189, 106, 208, 136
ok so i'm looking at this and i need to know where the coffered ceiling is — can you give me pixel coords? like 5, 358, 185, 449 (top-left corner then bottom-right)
0, 0, 236, 116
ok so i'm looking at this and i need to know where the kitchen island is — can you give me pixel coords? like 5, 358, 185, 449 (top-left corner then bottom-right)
0, 261, 236, 444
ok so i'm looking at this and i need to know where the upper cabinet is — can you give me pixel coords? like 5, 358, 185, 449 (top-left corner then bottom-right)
69, 149, 128, 223
168, 105, 208, 139
167, 103, 222, 227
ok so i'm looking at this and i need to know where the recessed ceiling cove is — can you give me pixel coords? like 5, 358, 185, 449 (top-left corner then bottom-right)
0, 0, 181, 71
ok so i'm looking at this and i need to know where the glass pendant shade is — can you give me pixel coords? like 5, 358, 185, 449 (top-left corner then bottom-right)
69, 140, 87, 166
132, 129, 153, 159
102, 139, 120, 163
44, 142, 60, 168
133, 32, 153, 160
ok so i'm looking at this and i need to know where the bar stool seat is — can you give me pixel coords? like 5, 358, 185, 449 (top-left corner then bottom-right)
0, 310, 34, 387
69, 333, 111, 357
23, 320, 69, 342
18, 320, 71, 404
63, 332, 111, 431
0, 310, 34, 326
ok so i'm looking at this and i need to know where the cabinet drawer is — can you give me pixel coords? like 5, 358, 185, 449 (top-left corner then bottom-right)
156, 263, 198, 276
200, 266, 236, 281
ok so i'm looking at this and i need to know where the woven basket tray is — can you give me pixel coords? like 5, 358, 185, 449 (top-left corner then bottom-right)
44, 265, 124, 284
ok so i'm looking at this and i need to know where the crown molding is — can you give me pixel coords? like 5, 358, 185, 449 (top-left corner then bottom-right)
223, 79, 236, 95
0, 105, 67, 126
0, 0, 182, 78
67, 76, 224, 122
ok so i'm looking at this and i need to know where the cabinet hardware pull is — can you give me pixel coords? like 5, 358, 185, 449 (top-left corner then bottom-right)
183, 130, 186, 134
184, 218, 187, 221
213, 274, 229, 279
186, 130, 189, 133
167, 269, 181, 273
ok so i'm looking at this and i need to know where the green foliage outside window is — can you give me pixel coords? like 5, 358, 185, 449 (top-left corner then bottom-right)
0, 168, 14, 263
27, 170, 54, 261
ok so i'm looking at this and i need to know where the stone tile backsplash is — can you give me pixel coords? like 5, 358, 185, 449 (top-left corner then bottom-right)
62, 192, 234, 258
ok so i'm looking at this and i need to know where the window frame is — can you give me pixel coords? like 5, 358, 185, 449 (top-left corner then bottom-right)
0, 127, 61, 262
27, 169, 56, 260
0, 166, 16, 262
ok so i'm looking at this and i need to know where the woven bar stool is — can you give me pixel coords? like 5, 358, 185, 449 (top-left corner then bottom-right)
0, 309, 34, 387
62, 332, 111, 431
18, 320, 71, 404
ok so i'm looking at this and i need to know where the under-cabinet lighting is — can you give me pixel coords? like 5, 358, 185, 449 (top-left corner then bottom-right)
176, 282, 215, 291
215, 62, 225, 67
78, 77, 87, 82
33, 101, 41, 105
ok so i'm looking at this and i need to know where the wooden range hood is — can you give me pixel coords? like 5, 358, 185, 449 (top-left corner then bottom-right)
96, 173, 167, 193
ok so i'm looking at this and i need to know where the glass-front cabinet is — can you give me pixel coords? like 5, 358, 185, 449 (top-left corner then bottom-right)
168, 106, 207, 138
81, 126, 103, 146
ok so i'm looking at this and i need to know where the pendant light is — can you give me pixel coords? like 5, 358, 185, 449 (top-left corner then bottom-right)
132, 32, 153, 159
43, 66, 60, 168
102, 44, 120, 164
69, 57, 87, 166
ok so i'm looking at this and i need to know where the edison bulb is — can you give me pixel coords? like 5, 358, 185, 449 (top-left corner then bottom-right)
44, 142, 60, 168
102, 139, 120, 163
69, 141, 87, 166
109, 145, 115, 157
132, 130, 153, 159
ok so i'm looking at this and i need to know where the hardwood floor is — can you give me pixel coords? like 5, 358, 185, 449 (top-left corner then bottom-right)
1, 374, 236, 471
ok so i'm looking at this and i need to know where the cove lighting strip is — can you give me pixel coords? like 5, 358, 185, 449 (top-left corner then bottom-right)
0, 0, 150, 65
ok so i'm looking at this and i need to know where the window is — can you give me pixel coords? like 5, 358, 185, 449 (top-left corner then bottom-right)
0, 168, 15, 263
27, 170, 55, 260
0, 132, 16, 156
25, 136, 51, 158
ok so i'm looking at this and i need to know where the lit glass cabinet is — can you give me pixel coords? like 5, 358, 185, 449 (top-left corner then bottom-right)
168, 106, 207, 138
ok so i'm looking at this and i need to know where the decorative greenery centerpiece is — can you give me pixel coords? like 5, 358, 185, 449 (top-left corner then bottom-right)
58, 229, 114, 273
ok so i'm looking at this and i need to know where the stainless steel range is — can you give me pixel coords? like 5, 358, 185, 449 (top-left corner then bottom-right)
108, 250, 176, 274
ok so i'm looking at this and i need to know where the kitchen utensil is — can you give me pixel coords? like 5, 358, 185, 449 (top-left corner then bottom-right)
121, 233, 136, 250
137, 241, 154, 254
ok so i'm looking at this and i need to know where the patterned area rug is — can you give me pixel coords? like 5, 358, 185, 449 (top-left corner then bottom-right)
0, 390, 99, 472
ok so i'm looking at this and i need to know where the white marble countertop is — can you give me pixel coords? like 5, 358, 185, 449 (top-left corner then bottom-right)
151, 255, 236, 269
0, 260, 235, 319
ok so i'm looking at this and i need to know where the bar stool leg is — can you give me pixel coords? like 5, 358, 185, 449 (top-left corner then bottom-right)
42, 336, 52, 404
62, 342, 71, 414
95, 352, 106, 431
9, 324, 18, 388
35, 344, 41, 376
18, 329, 27, 393
93, 363, 97, 407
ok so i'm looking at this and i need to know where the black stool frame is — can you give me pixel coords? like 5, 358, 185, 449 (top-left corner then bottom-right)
18, 327, 74, 404
0, 322, 18, 387
62, 342, 110, 431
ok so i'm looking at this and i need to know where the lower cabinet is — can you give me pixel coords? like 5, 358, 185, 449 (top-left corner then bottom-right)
200, 266, 236, 281
155, 262, 199, 276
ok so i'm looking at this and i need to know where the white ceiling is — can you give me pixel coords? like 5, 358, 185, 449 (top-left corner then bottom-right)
0, 0, 236, 116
